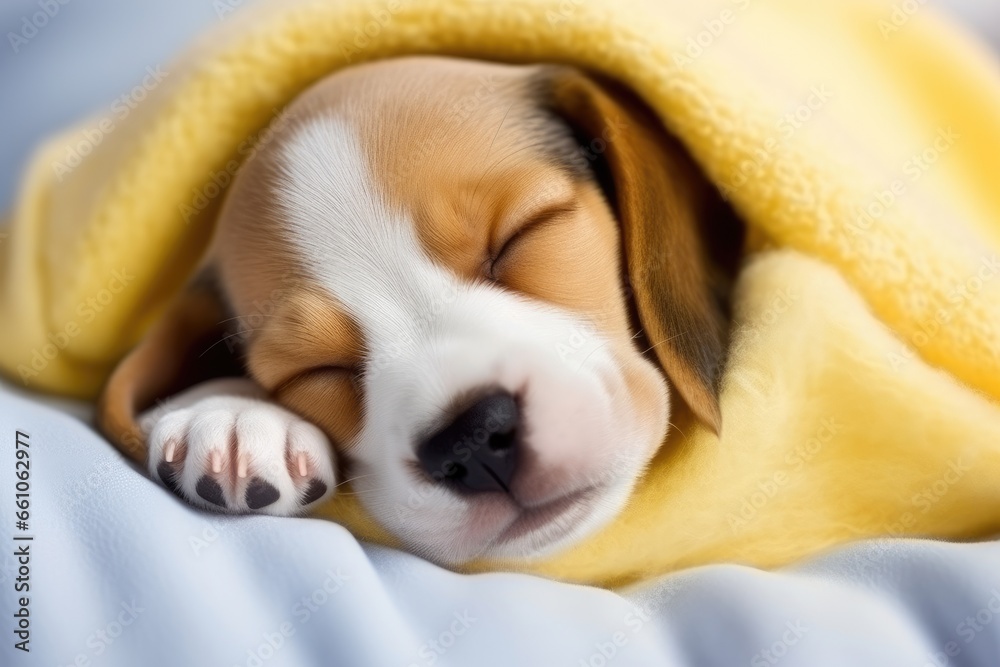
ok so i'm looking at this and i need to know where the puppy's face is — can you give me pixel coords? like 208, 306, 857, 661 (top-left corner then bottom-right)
211, 58, 723, 564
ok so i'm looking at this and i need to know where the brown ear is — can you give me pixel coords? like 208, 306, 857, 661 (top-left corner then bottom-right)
539, 68, 728, 433
97, 275, 243, 463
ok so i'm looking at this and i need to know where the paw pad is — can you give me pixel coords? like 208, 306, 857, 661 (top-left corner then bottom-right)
196, 476, 227, 508
246, 477, 280, 509
301, 479, 328, 506
142, 381, 337, 516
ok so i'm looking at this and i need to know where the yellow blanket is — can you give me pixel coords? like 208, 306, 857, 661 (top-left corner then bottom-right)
3, 0, 1000, 586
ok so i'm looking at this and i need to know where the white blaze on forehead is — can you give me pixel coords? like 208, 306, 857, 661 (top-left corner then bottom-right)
275, 115, 460, 351
269, 113, 663, 563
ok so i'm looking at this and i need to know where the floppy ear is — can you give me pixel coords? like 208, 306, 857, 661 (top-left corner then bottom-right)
97, 274, 243, 463
539, 68, 728, 433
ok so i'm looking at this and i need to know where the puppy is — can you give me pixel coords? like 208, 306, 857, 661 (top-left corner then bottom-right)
98, 56, 738, 565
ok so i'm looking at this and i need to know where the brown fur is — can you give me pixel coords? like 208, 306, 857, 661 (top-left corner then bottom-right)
98, 57, 733, 468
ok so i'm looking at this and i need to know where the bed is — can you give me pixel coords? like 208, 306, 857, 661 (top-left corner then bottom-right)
1, 378, 999, 666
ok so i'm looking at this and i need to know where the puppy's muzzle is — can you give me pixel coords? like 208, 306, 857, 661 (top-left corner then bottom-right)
417, 391, 520, 493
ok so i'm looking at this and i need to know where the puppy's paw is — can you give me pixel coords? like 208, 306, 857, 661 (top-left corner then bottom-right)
140, 378, 336, 515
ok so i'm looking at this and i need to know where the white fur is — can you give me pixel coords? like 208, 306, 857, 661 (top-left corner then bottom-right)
271, 116, 666, 564
141, 377, 336, 515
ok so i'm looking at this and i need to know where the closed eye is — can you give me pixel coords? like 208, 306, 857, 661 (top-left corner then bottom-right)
489, 202, 578, 279
272, 364, 358, 397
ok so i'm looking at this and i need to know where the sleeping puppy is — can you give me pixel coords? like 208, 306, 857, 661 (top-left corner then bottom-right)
98, 56, 738, 565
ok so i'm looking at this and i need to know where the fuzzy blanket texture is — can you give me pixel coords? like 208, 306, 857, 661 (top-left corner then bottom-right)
2, 0, 1000, 585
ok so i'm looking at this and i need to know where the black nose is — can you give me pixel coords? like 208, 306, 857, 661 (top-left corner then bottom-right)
417, 391, 519, 494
